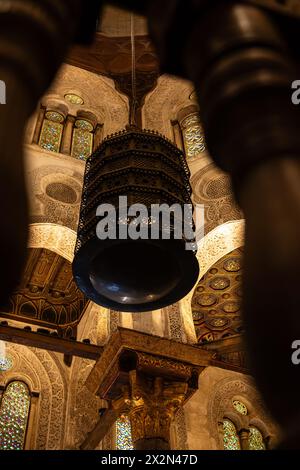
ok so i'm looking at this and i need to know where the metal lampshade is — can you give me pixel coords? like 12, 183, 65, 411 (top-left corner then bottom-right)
73, 126, 199, 312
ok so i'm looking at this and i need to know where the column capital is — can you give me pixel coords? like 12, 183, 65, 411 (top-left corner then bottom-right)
85, 328, 212, 449
110, 372, 188, 448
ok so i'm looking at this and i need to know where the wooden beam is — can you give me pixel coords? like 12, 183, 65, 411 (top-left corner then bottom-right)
80, 409, 118, 450
199, 334, 245, 354
209, 358, 250, 375
199, 334, 250, 374
0, 325, 102, 360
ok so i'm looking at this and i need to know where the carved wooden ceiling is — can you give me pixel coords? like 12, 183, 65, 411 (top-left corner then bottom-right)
67, 32, 159, 125
68, 33, 158, 76
66, 4, 160, 126
0, 248, 88, 336
99, 6, 148, 37
192, 248, 244, 344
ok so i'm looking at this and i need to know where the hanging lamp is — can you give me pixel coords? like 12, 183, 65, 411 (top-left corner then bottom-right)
72, 16, 199, 312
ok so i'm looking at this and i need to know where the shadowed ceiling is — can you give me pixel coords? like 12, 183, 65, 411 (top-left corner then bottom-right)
67, 5, 159, 124
99, 5, 148, 37
0, 248, 88, 335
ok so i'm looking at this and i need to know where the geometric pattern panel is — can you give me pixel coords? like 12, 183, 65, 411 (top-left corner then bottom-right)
191, 164, 242, 235
192, 247, 244, 344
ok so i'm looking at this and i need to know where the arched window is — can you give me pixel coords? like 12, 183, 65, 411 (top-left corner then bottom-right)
223, 419, 241, 450
249, 426, 266, 450
116, 415, 134, 450
181, 113, 206, 158
39, 111, 64, 153
0, 381, 31, 450
64, 93, 84, 106
71, 119, 94, 161
0, 356, 13, 372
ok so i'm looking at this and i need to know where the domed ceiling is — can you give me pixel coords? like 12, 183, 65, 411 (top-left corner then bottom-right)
192, 247, 244, 344
0, 248, 88, 337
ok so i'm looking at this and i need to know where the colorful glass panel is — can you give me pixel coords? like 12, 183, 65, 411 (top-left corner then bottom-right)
0, 381, 30, 450
249, 427, 266, 450
182, 114, 206, 158
39, 111, 64, 153
116, 416, 134, 450
0, 356, 13, 372
223, 419, 241, 450
64, 94, 84, 105
71, 119, 94, 161
232, 400, 248, 415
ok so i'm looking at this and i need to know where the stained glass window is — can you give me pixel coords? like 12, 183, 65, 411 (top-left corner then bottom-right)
71, 119, 94, 161
232, 400, 248, 416
181, 113, 206, 158
249, 426, 266, 450
116, 416, 134, 450
0, 381, 31, 450
0, 356, 13, 372
223, 419, 241, 450
39, 111, 64, 153
0, 341, 12, 372
64, 93, 84, 105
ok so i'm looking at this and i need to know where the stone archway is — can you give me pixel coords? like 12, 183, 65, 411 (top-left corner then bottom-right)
1, 344, 67, 449
28, 223, 77, 262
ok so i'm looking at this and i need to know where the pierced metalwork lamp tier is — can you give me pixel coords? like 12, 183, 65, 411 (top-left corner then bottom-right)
73, 126, 199, 312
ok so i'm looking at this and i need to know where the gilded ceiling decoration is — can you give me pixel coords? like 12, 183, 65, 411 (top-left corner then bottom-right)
192, 247, 244, 344
0, 248, 88, 335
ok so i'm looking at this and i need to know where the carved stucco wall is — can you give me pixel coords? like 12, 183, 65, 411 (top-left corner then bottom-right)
26, 64, 129, 143
65, 303, 109, 449
26, 154, 84, 232
184, 366, 280, 450
25, 64, 129, 233
28, 223, 76, 262
143, 74, 194, 140
19, 223, 109, 449
191, 163, 242, 235
0, 343, 68, 449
